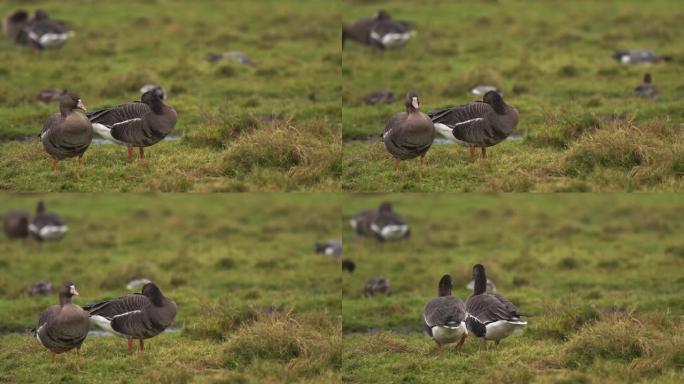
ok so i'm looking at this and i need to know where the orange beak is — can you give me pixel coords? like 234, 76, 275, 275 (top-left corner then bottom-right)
77, 99, 87, 112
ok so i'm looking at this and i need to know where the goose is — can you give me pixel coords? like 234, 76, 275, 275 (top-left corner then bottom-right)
382, 91, 435, 174
369, 202, 410, 241
3, 210, 30, 239
39, 92, 92, 174
423, 275, 467, 352
350, 208, 376, 237
28, 281, 53, 296
612, 49, 671, 65
314, 240, 342, 257
30, 201, 68, 241
634, 73, 659, 100
88, 90, 177, 160
36, 88, 67, 103
369, 19, 413, 50
430, 91, 519, 159
83, 282, 177, 351
205, 51, 256, 66
465, 264, 528, 345
342, 259, 355, 273
342, 10, 391, 49
2, 9, 29, 42
34, 281, 89, 364
140, 84, 166, 100
364, 276, 390, 297
22, 10, 74, 50
364, 90, 396, 105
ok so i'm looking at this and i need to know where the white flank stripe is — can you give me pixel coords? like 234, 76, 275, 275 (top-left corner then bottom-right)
112, 118, 142, 128
112, 310, 142, 319
450, 117, 484, 127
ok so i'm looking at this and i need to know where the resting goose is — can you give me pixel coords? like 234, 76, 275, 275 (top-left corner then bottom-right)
634, 73, 659, 100
350, 208, 376, 237
342, 10, 390, 49
36, 88, 67, 103
382, 91, 435, 174
34, 281, 89, 364
364, 276, 390, 297
424, 275, 467, 352
2, 10, 29, 42
314, 240, 342, 257
83, 282, 177, 351
370, 202, 410, 241
369, 19, 412, 50
40, 92, 92, 174
30, 201, 68, 241
3, 210, 30, 239
465, 264, 527, 345
430, 91, 519, 159
364, 90, 396, 105
22, 10, 74, 50
88, 90, 177, 160
612, 49, 671, 65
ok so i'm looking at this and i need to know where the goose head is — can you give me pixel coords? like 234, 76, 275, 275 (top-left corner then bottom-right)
405, 91, 421, 113
142, 282, 165, 306
643, 73, 652, 84
483, 91, 506, 114
438, 274, 452, 297
59, 93, 86, 116
141, 90, 165, 114
376, 10, 391, 21
58, 281, 79, 305
378, 201, 394, 213
471, 264, 488, 295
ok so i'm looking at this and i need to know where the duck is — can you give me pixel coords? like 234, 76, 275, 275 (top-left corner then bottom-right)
88, 89, 177, 160
29, 201, 68, 241
3, 210, 30, 239
2, 9, 29, 42
382, 91, 435, 174
342, 259, 355, 273
314, 240, 342, 257
342, 10, 391, 49
369, 18, 412, 50
430, 91, 519, 159
34, 281, 89, 364
39, 92, 92, 174
423, 274, 467, 352
634, 73, 659, 100
465, 264, 528, 346
83, 282, 177, 351
612, 49, 671, 65
364, 276, 390, 297
22, 10, 74, 50
364, 90, 396, 105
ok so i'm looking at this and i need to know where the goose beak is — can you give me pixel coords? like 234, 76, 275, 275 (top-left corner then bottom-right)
77, 99, 87, 112
70, 285, 80, 296
411, 97, 419, 109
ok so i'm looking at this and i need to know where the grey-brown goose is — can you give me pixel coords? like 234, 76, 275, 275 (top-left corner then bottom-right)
22, 10, 74, 50
314, 240, 342, 257
465, 264, 527, 345
30, 201, 68, 241
369, 202, 409, 241
34, 281, 89, 364
634, 73, 659, 100
88, 90, 177, 160
369, 19, 412, 50
2, 10, 29, 42
430, 91, 519, 159
364, 276, 390, 297
83, 282, 177, 351
342, 10, 391, 49
3, 210, 30, 239
382, 91, 435, 174
39, 92, 92, 174
424, 275, 467, 352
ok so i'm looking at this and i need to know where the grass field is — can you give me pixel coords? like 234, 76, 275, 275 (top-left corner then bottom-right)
342, 0, 684, 192
341, 193, 684, 383
0, 0, 340, 192
0, 194, 341, 383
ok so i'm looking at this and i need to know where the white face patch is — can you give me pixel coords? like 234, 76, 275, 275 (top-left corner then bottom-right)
411, 97, 419, 109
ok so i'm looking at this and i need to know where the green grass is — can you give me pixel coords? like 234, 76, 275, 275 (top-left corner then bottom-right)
0, 194, 341, 383
342, 0, 684, 191
341, 193, 684, 383
0, 0, 341, 191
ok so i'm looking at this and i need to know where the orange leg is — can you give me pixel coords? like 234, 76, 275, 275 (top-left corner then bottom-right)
78, 155, 85, 175
454, 334, 467, 351
51, 351, 56, 365
419, 154, 426, 177
394, 157, 401, 172
469, 147, 476, 159
139, 339, 144, 351
76, 347, 82, 360
128, 338, 133, 351
51, 159, 58, 173
139, 147, 145, 159
481, 147, 487, 159
127, 147, 133, 160
435, 340, 443, 353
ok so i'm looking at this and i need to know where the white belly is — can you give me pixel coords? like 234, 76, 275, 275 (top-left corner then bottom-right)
484, 320, 527, 341
431, 323, 466, 344
371, 223, 408, 240
29, 224, 68, 240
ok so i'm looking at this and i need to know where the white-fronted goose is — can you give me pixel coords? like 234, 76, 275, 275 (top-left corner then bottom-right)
342, 10, 391, 49
88, 90, 177, 160
2, 9, 29, 41
40, 92, 92, 174
314, 240, 342, 257
364, 276, 390, 297
369, 19, 412, 50
369, 202, 409, 241
634, 73, 659, 100
22, 10, 73, 50
382, 91, 435, 174
465, 264, 527, 345
430, 91, 519, 159
364, 90, 396, 105
84, 282, 177, 351
349, 208, 376, 237
140, 84, 166, 100
424, 275, 467, 352
30, 201, 68, 241
612, 49, 671, 64
342, 259, 355, 273
34, 281, 89, 364
3, 210, 30, 239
